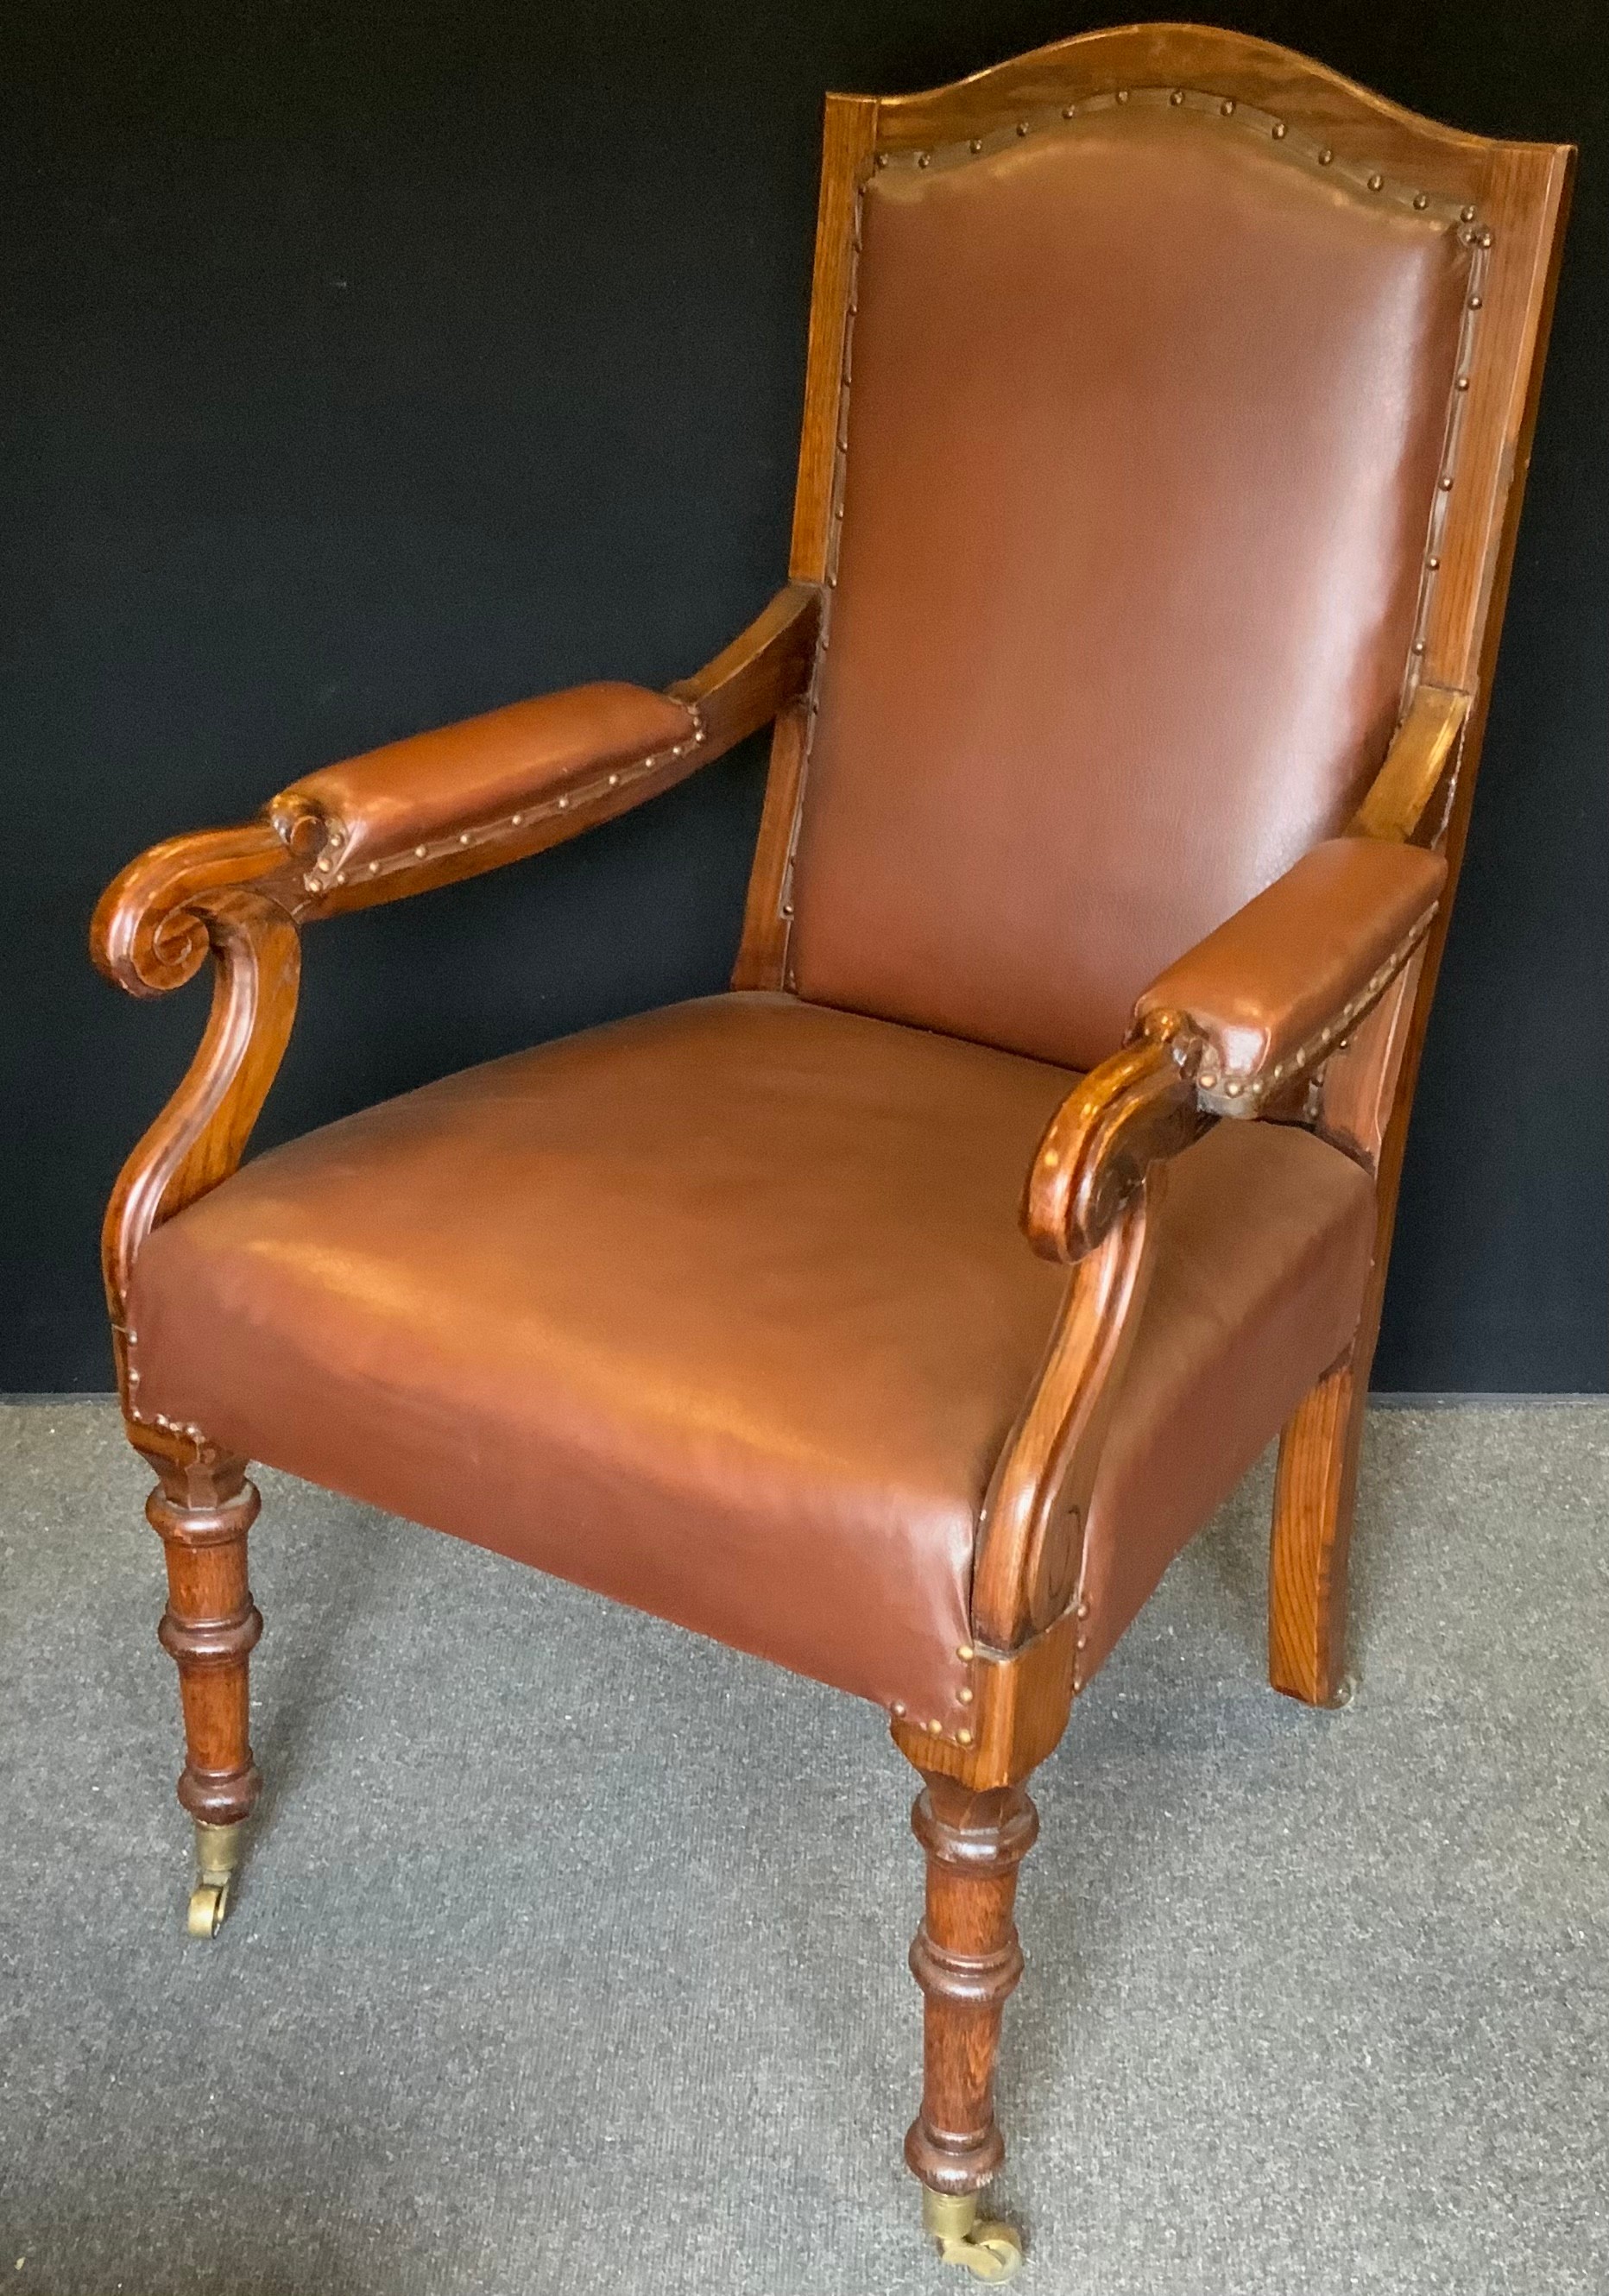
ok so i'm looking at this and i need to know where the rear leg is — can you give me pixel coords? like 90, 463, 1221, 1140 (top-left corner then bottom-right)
1269, 1353, 1365, 1707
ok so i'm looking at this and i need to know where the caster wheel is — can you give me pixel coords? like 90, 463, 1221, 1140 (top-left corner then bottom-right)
923, 2190, 1025, 2282
953, 2222, 1023, 2282
187, 1879, 230, 1939
1326, 1673, 1357, 1711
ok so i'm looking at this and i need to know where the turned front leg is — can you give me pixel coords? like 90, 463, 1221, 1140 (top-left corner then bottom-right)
906, 1773, 1038, 2279
142, 1448, 262, 1933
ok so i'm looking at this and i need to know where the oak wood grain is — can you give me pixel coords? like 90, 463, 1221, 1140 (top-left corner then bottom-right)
1347, 684, 1469, 843
905, 1776, 1038, 2195
788, 96, 879, 583
132, 1435, 263, 1827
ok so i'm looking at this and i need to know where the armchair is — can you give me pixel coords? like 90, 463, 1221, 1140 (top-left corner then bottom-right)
91, 27, 1570, 2283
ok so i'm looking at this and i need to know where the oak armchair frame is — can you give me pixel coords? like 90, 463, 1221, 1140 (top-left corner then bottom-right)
91, 25, 1571, 2281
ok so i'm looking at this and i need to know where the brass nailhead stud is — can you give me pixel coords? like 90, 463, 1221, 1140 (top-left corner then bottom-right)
957, 1687, 975, 1706
956, 1643, 975, 1662
1116, 89, 1129, 103
926, 1719, 943, 1737
1076, 1600, 1090, 1620
608, 773, 619, 787
1318, 147, 1333, 165
1225, 1078, 1244, 1096
1461, 204, 1477, 222
1455, 376, 1470, 391
1480, 228, 1493, 248
1440, 476, 1454, 490
970, 136, 984, 151
1470, 294, 1483, 310
1427, 554, 1441, 570
1221, 98, 1235, 116
369, 860, 380, 873
1061, 106, 1076, 121
1271, 121, 1286, 139
891, 1700, 905, 1719
1198, 1067, 1219, 1089
1016, 121, 1030, 136
1170, 89, 1184, 106
1414, 192, 1429, 210
1413, 640, 1426, 655
957, 1729, 974, 1746
414, 844, 427, 858
557, 795, 568, 809
459, 831, 471, 844
1367, 173, 1384, 192
875, 153, 889, 168
917, 151, 931, 168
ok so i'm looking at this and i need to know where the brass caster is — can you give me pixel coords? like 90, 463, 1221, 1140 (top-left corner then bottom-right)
187, 1879, 230, 1938
923, 2189, 1025, 2284
186, 1818, 244, 1939
1326, 1673, 1358, 1711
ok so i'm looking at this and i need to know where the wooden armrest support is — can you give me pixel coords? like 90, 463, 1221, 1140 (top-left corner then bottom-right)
1347, 682, 1469, 843
668, 580, 823, 754
89, 584, 822, 1372
1132, 839, 1447, 1118
270, 580, 822, 918
985, 807, 1446, 1655
92, 582, 821, 995
272, 681, 703, 913
971, 1025, 1204, 1657
1022, 1021, 1205, 1265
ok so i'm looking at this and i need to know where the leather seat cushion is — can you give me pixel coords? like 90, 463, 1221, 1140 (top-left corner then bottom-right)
129, 993, 1374, 1721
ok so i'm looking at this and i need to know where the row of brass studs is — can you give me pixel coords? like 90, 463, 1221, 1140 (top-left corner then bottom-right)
1196, 907, 1439, 1115
775, 172, 868, 993
874, 83, 1477, 229
889, 1596, 1098, 1739
873, 83, 1492, 711
1404, 224, 1492, 706
118, 1319, 209, 1439
890, 1640, 980, 1744
296, 710, 707, 901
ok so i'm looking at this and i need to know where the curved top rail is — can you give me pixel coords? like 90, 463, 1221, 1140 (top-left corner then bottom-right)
862, 23, 1565, 191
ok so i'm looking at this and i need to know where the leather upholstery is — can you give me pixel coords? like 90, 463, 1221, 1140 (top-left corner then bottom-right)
277, 682, 696, 877
1135, 837, 1448, 1097
130, 994, 1374, 1719
790, 105, 1470, 1069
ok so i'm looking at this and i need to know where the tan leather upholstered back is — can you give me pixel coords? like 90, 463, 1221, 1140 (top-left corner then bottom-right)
788, 102, 1472, 1069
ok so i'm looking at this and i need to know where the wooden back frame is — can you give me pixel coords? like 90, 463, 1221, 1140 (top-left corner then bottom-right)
728, 26, 1570, 1787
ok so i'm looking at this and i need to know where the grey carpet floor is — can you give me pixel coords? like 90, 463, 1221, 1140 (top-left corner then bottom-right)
1, 1399, 1605, 2296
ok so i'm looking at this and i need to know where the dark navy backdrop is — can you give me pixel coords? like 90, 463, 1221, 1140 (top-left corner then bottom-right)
3, 2, 1604, 1390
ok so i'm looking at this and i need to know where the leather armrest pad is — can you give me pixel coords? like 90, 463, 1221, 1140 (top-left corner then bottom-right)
1133, 838, 1447, 1110
276, 681, 699, 880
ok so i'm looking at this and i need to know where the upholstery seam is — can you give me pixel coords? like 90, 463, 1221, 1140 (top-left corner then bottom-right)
293, 704, 707, 904
773, 85, 1487, 1012
775, 179, 867, 993
1193, 904, 1441, 1114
